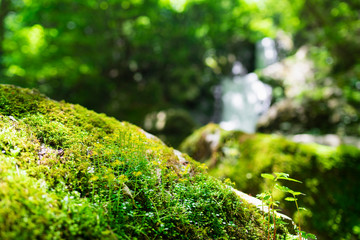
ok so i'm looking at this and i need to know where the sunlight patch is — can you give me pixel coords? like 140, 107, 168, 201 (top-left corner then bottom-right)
160, 0, 188, 12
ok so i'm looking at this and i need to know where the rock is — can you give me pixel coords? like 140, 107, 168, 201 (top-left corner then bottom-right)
180, 123, 360, 239
0, 84, 293, 239
261, 46, 315, 98
143, 109, 197, 147
258, 46, 360, 137
288, 134, 360, 148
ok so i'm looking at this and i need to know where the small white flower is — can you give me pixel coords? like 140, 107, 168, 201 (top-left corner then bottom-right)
87, 167, 95, 174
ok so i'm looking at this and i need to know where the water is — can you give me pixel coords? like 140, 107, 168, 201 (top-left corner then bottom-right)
219, 37, 276, 133
220, 73, 272, 132
256, 37, 278, 69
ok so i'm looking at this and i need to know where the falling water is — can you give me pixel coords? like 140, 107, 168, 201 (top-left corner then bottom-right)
256, 37, 278, 69
220, 73, 272, 132
219, 37, 277, 133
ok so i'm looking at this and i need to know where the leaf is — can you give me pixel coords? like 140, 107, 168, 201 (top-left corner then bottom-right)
276, 219, 288, 225
261, 173, 275, 180
275, 184, 292, 192
284, 197, 297, 202
274, 172, 289, 178
263, 195, 271, 201
291, 191, 304, 196
304, 233, 317, 239
277, 176, 302, 183
299, 207, 308, 211
256, 193, 265, 198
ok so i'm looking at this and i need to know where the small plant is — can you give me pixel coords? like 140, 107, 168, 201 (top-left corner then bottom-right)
258, 172, 317, 240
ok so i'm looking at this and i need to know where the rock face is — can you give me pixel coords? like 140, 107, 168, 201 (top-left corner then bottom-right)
257, 46, 360, 137
0, 85, 293, 239
256, 96, 347, 135
180, 123, 360, 240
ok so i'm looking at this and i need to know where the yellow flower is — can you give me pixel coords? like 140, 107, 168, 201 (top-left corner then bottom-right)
107, 173, 115, 181
101, 166, 113, 173
89, 176, 99, 182
111, 160, 124, 167
178, 178, 187, 183
119, 174, 128, 182
132, 171, 142, 177
199, 163, 208, 170
166, 172, 177, 179
224, 178, 235, 186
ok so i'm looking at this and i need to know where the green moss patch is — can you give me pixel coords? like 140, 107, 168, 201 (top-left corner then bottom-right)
0, 85, 293, 239
180, 123, 360, 240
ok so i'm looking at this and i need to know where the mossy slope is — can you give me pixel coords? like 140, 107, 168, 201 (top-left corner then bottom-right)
180, 123, 360, 240
0, 85, 291, 239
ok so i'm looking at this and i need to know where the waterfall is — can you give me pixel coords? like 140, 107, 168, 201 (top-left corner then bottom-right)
219, 37, 276, 133
220, 73, 272, 132
256, 37, 278, 68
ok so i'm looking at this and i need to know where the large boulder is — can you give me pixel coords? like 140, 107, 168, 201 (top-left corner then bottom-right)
0, 84, 294, 239
180, 123, 360, 240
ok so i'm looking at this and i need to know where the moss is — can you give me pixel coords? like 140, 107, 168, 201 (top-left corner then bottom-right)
0, 85, 48, 118
180, 123, 360, 240
0, 155, 110, 240
0, 85, 292, 239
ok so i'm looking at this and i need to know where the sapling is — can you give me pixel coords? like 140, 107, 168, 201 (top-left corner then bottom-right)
260, 172, 317, 240
273, 177, 303, 240
261, 173, 292, 240
275, 184, 317, 240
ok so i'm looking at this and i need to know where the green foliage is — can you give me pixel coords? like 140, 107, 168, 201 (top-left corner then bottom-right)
259, 172, 317, 240
180, 123, 360, 240
298, 0, 360, 73
0, 0, 308, 126
1, 0, 360, 140
0, 85, 295, 239
1, 0, 360, 139
0, 0, 278, 124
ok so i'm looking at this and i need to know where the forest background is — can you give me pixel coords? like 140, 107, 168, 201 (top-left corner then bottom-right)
1, 0, 360, 142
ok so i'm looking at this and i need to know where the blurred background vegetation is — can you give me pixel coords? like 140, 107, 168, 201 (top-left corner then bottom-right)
1, 0, 360, 145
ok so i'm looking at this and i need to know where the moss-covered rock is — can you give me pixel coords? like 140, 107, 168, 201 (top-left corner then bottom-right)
180, 123, 360, 240
0, 85, 294, 239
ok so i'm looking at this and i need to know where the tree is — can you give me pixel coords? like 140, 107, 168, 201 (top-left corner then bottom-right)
1, 0, 284, 124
